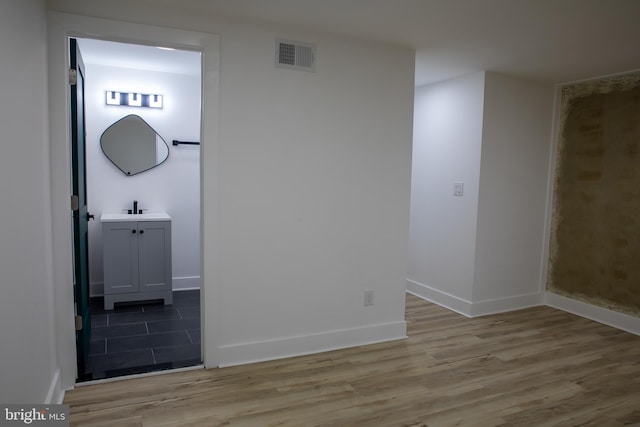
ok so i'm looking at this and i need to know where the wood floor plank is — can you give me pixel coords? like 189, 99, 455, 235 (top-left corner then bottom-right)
65, 294, 640, 426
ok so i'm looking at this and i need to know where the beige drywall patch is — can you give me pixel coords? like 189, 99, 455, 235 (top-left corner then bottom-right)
548, 72, 640, 317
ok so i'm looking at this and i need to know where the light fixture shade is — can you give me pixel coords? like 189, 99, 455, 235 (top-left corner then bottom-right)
106, 91, 121, 105
128, 93, 142, 107
149, 94, 163, 108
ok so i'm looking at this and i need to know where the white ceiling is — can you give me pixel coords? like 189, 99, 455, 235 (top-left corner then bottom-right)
73, 0, 640, 86
76, 38, 201, 76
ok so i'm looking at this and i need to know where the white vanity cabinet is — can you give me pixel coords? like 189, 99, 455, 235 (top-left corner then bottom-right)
101, 214, 173, 310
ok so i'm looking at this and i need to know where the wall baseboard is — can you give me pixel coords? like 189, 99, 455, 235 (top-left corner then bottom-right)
406, 281, 640, 336
406, 279, 473, 317
173, 276, 201, 291
218, 321, 407, 368
406, 279, 543, 317
45, 369, 65, 404
545, 292, 640, 336
90, 282, 103, 297
469, 293, 543, 317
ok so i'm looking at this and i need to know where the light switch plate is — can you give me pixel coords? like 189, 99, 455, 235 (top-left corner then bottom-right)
364, 290, 374, 306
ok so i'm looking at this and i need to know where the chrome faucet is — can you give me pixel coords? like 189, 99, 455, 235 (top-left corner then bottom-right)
133, 200, 138, 215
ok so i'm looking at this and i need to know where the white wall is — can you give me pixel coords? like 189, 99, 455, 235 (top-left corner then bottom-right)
408, 73, 485, 307
408, 72, 554, 316
473, 73, 554, 309
215, 24, 414, 364
47, 1, 414, 375
0, 0, 62, 403
81, 62, 201, 293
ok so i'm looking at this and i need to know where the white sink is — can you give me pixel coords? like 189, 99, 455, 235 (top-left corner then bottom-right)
100, 212, 171, 222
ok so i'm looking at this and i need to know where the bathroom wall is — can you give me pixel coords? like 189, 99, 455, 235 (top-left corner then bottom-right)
548, 73, 640, 317
83, 61, 201, 293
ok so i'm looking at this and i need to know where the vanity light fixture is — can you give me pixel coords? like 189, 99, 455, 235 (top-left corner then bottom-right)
128, 92, 142, 107
105, 91, 163, 109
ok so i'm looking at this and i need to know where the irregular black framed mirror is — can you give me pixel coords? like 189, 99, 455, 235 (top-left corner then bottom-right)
100, 114, 169, 176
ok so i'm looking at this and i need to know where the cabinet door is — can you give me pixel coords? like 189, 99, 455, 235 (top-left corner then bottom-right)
138, 221, 172, 291
103, 221, 139, 294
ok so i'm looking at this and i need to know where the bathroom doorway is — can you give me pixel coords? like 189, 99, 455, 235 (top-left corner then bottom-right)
72, 37, 203, 381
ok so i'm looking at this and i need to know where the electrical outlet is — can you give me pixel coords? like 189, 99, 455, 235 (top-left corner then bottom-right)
453, 182, 464, 197
364, 290, 374, 306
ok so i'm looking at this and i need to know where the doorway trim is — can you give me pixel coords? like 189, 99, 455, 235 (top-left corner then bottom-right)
47, 11, 220, 391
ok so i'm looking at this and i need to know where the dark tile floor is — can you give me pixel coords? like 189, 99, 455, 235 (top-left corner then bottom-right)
81, 290, 201, 381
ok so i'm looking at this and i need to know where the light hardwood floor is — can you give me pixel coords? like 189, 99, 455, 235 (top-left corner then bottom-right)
64, 294, 640, 426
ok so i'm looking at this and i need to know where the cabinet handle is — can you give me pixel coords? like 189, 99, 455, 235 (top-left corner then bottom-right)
140, 230, 144, 234
132, 229, 137, 234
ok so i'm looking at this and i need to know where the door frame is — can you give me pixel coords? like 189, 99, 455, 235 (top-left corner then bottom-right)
47, 12, 221, 391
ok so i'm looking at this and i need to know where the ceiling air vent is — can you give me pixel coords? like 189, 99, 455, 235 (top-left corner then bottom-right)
276, 39, 316, 72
